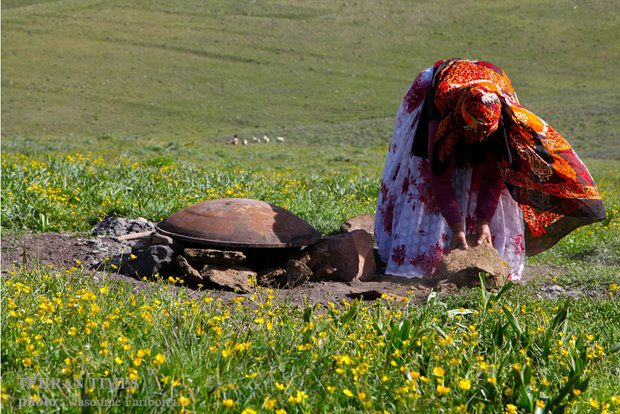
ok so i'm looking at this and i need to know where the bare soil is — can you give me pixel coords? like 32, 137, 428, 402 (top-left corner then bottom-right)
1, 232, 566, 306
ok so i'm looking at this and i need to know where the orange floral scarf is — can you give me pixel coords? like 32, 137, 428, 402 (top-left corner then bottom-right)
430, 58, 606, 254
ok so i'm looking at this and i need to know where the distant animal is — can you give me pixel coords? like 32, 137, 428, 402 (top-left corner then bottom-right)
242, 138, 248, 145
276, 136, 286, 142
226, 134, 240, 145
252, 137, 259, 142
263, 135, 270, 143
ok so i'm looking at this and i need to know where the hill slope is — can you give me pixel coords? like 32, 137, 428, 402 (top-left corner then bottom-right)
2, 0, 619, 157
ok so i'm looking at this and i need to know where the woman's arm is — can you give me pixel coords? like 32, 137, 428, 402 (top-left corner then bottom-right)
474, 151, 503, 245
428, 120, 468, 250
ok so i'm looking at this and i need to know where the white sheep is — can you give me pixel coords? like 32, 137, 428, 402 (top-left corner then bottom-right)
263, 135, 270, 143
276, 136, 286, 142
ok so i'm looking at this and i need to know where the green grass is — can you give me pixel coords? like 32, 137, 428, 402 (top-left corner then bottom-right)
2, 0, 620, 412
0, 151, 379, 235
2, 0, 619, 158
2, 266, 619, 413
2, 151, 619, 412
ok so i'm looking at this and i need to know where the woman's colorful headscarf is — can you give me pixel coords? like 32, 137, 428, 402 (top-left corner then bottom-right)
428, 59, 606, 255
460, 86, 501, 140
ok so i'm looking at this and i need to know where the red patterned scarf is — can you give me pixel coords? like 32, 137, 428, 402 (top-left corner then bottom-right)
430, 58, 606, 255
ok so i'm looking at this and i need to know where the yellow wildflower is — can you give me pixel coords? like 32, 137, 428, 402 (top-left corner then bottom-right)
178, 396, 190, 407
436, 385, 451, 396
263, 398, 276, 409
152, 353, 166, 365
458, 378, 471, 391
288, 390, 307, 404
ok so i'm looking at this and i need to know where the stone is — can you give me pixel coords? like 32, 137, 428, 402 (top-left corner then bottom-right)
286, 259, 313, 288
184, 248, 246, 265
438, 280, 458, 294
92, 215, 155, 237
257, 267, 287, 288
340, 213, 376, 236
310, 263, 337, 281
93, 216, 127, 237
131, 236, 152, 254
434, 237, 509, 290
347, 289, 406, 302
87, 239, 102, 248
200, 264, 255, 293
127, 217, 154, 233
150, 232, 184, 251
121, 245, 175, 277
151, 233, 174, 246
175, 255, 203, 284
307, 230, 376, 282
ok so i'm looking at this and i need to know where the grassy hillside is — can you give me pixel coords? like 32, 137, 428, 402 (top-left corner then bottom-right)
2, 0, 619, 158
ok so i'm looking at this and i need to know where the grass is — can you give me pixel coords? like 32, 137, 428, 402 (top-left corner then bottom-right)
2, 0, 620, 412
1, 152, 618, 242
1, 265, 619, 413
0, 151, 379, 235
2, 0, 619, 158
2, 151, 619, 412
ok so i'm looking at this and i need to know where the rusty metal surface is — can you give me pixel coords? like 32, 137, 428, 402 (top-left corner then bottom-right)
155, 198, 322, 248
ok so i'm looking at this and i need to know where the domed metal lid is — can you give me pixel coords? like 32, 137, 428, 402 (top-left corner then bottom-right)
155, 198, 322, 248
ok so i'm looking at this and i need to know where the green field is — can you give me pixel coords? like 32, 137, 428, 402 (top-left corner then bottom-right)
2, 0, 619, 159
2, 0, 620, 413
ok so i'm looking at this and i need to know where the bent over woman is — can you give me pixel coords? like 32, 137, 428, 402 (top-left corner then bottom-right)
375, 59, 606, 280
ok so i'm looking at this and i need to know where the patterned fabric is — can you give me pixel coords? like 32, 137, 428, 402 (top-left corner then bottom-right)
460, 86, 501, 137
375, 66, 525, 279
375, 59, 606, 279
431, 59, 518, 175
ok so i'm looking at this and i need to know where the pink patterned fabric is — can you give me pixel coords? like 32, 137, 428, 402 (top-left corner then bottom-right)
375, 66, 525, 279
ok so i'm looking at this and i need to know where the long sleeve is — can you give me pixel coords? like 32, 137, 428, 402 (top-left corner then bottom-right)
428, 120, 462, 226
475, 151, 503, 222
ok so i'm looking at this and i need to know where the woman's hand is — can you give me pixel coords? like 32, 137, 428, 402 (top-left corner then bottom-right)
450, 223, 468, 250
476, 219, 492, 245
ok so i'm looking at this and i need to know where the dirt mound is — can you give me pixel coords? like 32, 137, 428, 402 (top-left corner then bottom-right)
435, 236, 509, 290
2, 233, 94, 271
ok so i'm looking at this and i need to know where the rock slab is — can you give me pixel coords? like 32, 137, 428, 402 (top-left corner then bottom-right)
184, 248, 246, 265
200, 264, 255, 293
121, 245, 175, 277
308, 230, 376, 282
340, 214, 376, 236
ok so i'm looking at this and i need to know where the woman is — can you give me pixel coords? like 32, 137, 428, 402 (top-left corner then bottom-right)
375, 58, 606, 280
